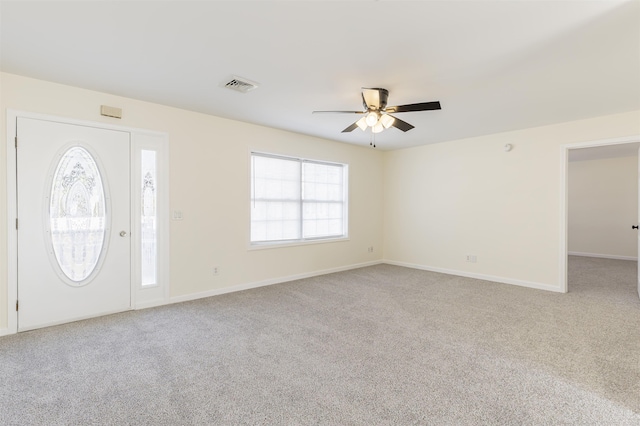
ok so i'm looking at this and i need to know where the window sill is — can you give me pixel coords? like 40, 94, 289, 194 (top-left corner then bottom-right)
248, 236, 350, 251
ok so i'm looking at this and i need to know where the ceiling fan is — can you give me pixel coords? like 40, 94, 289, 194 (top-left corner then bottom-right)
313, 88, 441, 134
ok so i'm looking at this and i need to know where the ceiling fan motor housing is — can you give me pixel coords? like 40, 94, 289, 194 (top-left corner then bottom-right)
363, 88, 389, 111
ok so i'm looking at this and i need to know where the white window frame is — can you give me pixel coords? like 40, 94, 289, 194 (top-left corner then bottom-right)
249, 151, 349, 248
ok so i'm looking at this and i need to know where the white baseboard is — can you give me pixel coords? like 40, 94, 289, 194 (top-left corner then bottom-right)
133, 260, 383, 309
135, 298, 169, 310
2, 258, 561, 335
568, 251, 637, 261
383, 260, 563, 293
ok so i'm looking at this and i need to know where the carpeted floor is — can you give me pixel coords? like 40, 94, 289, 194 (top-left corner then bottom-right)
1, 256, 639, 425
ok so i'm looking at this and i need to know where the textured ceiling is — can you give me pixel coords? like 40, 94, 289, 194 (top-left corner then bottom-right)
1, 0, 639, 150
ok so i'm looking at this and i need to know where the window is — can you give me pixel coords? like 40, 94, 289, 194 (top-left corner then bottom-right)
251, 152, 348, 244
141, 150, 157, 286
49, 146, 106, 284
132, 131, 169, 306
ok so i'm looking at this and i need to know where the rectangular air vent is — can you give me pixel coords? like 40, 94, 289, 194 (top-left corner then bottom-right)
222, 76, 259, 93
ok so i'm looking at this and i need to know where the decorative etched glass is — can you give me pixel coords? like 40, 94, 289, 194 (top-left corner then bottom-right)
141, 150, 157, 286
49, 147, 106, 283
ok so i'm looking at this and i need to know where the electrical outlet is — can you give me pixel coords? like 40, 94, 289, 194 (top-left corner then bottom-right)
367, 246, 374, 253
172, 210, 183, 221
213, 266, 219, 275
466, 255, 477, 263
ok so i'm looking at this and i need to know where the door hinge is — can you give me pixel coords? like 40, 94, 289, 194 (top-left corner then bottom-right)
14, 136, 17, 148
15, 218, 18, 230
16, 300, 18, 311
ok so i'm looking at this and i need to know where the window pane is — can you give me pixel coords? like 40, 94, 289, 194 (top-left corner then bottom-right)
141, 150, 157, 286
50, 146, 106, 283
302, 162, 345, 239
253, 156, 300, 200
251, 155, 301, 242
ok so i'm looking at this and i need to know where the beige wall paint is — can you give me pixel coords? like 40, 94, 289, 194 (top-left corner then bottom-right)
0, 72, 384, 329
384, 111, 640, 290
2, 71, 639, 330
568, 156, 638, 259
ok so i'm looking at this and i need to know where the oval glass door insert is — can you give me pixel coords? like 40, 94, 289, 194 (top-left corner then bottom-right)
49, 146, 107, 283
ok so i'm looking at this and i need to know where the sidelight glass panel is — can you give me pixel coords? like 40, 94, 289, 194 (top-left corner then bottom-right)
49, 147, 106, 283
141, 150, 157, 286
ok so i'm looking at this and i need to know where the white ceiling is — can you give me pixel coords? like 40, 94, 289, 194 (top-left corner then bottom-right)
1, 1, 639, 150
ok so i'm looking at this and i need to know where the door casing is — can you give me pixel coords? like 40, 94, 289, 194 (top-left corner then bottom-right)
6, 110, 170, 334
560, 134, 640, 294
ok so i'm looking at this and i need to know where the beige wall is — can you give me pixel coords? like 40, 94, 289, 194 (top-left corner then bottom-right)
568, 156, 638, 259
2, 71, 639, 330
0, 72, 384, 329
384, 111, 640, 291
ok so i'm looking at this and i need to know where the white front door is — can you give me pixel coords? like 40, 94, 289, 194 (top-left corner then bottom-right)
17, 117, 131, 331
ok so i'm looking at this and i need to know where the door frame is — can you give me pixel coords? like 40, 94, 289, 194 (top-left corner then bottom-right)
6, 110, 170, 334
559, 134, 640, 293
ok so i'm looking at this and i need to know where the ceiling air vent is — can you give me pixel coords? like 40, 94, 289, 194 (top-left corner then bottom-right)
222, 76, 259, 93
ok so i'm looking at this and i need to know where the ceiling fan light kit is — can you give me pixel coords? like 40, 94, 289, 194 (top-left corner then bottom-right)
313, 88, 441, 142
365, 111, 379, 127
380, 113, 395, 129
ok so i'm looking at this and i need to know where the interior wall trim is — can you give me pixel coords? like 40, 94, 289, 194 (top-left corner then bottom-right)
568, 252, 638, 261
383, 259, 563, 293
145, 260, 385, 308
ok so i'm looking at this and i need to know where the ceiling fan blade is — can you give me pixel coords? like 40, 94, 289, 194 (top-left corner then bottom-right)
341, 122, 360, 133
312, 110, 364, 114
362, 88, 389, 110
388, 115, 415, 132
385, 101, 441, 113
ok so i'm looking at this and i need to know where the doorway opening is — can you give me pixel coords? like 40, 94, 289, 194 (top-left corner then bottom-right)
561, 136, 640, 299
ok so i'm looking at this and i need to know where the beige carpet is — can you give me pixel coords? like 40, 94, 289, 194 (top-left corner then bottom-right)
0, 256, 638, 424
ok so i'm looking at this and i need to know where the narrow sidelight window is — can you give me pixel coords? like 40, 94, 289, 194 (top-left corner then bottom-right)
141, 150, 157, 286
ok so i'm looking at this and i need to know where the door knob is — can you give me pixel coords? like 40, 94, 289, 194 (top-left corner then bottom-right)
119, 231, 128, 237
633, 226, 639, 230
